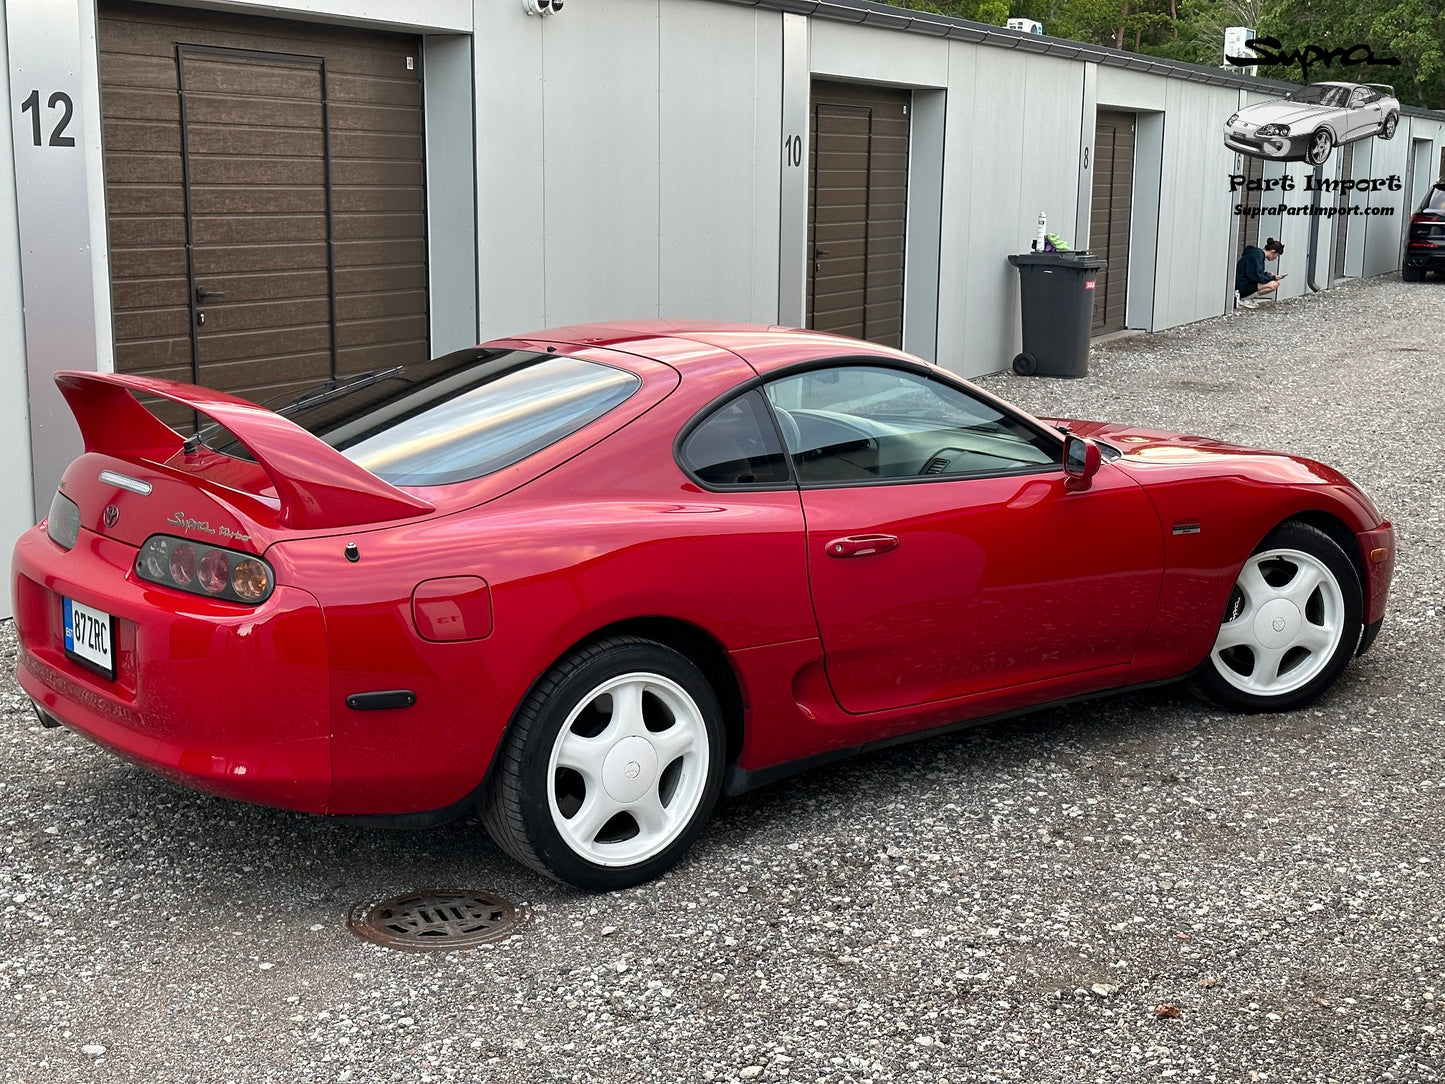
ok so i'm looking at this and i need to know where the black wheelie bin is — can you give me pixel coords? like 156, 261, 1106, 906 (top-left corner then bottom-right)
1006, 251, 1107, 377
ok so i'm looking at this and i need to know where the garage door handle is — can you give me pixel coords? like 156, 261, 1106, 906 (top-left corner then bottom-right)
826, 534, 899, 558
195, 287, 227, 303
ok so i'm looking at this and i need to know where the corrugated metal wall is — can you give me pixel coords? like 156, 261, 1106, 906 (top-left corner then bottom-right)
472, 0, 783, 337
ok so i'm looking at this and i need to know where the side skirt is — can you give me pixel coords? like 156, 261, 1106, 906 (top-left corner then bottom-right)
722, 676, 1185, 798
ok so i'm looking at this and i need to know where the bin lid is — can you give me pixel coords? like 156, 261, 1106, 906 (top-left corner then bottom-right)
1008, 251, 1107, 270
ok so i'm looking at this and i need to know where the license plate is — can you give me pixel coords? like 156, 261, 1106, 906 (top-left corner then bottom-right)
63, 597, 115, 680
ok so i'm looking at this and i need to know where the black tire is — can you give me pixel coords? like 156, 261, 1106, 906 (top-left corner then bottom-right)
1012, 352, 1038, 376
480, 636, 725, 891
1188, 521, 1362, 713
1380, 112, 1398, 140
1305, 128, 1334, 166
1403, 265, 1425, 282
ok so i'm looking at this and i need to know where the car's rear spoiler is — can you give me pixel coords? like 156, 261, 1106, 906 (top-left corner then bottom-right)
1365, 84, 1396, 96
55, 371, 434, 530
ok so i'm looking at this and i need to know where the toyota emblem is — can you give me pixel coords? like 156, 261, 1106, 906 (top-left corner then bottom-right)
103, 505, 119, 528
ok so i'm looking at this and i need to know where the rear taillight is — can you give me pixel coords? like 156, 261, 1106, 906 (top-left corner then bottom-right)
46, 492, 80, 550
1410, 215, 1442, 247
135, 535, 274, 604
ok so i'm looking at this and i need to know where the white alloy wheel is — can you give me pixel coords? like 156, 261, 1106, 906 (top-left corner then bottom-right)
482, 637, 726, 890
546, 671, 712, 866
1209, 547, 1346, 697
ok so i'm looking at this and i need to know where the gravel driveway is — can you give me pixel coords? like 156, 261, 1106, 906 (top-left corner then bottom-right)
2, 273, 1442, 1083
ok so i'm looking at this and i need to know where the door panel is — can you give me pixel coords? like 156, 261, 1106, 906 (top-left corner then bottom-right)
764, 362, 1164, 725
1346, 93, 1379, 142
1090, 110, 1135, 335
99, 0, 429, 424
802, 467, 1163, 723
1332, 143, 1357, 279
179, 47, 333, 407
807, 81, 910, 348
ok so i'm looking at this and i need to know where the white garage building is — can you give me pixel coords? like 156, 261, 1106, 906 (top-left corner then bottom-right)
1, 0, 1442, 617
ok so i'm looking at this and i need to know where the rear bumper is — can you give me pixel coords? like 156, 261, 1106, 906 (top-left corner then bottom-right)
1357, 618, 1384, 656
1404, 246, 1445, 271
12, 525, 332, 812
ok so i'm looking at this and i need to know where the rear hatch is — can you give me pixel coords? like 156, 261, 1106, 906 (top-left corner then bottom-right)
51, 370, 435, 553
1409, 185, 1445, 251
48, 342, 679, 556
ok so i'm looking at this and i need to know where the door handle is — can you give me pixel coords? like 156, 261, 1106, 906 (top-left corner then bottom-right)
826, 533, 899, 558
195, 287, 227, 303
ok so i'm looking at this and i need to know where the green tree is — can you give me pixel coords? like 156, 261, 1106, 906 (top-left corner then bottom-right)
907, 0, 1011, 25
895, 0, 1445, 107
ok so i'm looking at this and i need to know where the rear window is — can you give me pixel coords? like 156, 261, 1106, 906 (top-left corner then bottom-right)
292, 349, 641, 485
1425, 186, 1445, 212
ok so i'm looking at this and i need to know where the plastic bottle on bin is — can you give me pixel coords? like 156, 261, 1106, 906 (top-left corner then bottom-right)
1033, 211, 1047, 252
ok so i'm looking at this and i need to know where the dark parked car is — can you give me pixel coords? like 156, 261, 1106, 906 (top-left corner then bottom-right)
1404, 181, 1445, 281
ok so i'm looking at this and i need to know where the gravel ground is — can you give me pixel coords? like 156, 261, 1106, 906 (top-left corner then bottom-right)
2, 273, 1443, 1083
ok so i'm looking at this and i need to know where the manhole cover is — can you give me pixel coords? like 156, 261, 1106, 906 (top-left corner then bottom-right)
346, 889, 527, 951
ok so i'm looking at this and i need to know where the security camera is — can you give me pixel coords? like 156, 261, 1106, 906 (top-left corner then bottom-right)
522, 0, 563, 14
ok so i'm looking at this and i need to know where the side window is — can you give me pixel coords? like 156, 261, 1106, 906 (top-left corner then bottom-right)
679, 390, 791, 487
763, 364, 1058, 485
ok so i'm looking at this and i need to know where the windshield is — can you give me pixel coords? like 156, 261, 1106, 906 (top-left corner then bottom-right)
1288, 84, 1349, 107
285, 348, 641, 485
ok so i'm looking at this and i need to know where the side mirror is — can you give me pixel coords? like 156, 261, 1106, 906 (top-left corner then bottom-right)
1063, 434, 1101, 490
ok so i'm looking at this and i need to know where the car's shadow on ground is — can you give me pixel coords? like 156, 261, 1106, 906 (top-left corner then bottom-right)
14, 660, 1386, 931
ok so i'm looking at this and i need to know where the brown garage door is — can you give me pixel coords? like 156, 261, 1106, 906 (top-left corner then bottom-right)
1332, 142, 1357, 279
1230, 154, 1265, 297
1234, 154, 1265, 262
1090, 110, 1135, 335
100, 0, 428, 415
808, 81, 910, 349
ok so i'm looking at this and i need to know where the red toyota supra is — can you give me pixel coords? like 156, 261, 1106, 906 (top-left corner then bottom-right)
11, 323, 1393, 889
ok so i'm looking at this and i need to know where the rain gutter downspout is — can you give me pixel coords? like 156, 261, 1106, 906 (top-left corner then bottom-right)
1306, 163, 1325, 291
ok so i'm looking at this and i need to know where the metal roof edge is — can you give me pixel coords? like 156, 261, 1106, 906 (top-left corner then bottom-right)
711, 0, 1445, 119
